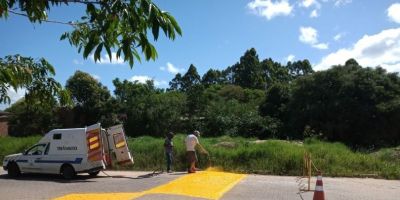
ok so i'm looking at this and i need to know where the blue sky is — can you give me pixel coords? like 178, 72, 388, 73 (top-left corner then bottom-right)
1, 0, 400, 108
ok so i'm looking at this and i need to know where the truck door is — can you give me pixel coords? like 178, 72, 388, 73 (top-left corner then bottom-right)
86, 123, 104, 163
106, 125, 134, 166
19, 143, 47, 173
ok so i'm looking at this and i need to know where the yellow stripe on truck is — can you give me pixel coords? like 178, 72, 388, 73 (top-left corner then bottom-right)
88, 136, 98, 143
115, 141, 125, 148
89, 142, 99, 150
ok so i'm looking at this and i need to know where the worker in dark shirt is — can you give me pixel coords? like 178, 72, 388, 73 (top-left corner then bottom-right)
164, 132, 174, 173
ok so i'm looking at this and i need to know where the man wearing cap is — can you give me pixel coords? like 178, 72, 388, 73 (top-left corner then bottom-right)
185, 130, 208, 173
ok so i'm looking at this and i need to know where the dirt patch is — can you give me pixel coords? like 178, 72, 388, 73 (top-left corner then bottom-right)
213, 141, 236, 148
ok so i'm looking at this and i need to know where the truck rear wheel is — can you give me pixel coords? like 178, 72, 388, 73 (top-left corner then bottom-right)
61, 164, 76, 179
88, 171, 100, 177
7, 162, 21, 177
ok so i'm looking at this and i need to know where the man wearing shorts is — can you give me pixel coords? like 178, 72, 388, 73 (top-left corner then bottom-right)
185, 130, 208, 173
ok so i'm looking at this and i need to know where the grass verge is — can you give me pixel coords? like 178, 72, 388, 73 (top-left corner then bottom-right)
0, 135, 399, 179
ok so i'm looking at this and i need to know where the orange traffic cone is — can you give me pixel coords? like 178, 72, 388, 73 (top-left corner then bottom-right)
313, 171, 325, 200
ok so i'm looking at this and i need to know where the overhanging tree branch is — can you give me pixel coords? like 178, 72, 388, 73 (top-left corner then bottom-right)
8, 10, 83, 26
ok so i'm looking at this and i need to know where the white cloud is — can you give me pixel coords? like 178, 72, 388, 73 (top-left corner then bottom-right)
247, 0, 293, 20
315, 28, 400, 72
334, 0, 352, 7
388, 3, 400, 24
310, 9, 319, 18
129, 75, 167, 87
73, 59, 83, 65
299, 26, 328, 50
154, 80, 168, 87
91, 74, 101, 81
8, 88, 25, 103
130, 75, 152, 84
299, 26, 318, 44
0, 88, 26, 110
334, 33, 343, 41
160, 62, 184, 74
90, 52, 125, 65
286, 54, 295, 62
300, 0, 317, 8
313, 43, 329, 49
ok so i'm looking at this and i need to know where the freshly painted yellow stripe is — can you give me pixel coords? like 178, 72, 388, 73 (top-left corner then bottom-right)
53, 192, 144, 200
89, 142, 99, 150
89, 136, 98, 143
146, 171, 246, 200
53, 170, 247, 200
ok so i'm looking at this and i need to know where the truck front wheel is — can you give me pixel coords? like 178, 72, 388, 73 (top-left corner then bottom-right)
7, 162, 21, 177
61, 164, 76, 179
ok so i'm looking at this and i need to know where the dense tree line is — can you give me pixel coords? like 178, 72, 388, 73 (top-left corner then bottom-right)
6, 49, 400, 148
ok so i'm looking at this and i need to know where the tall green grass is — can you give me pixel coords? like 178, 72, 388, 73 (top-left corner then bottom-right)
0, 136, 41, 160
128, 135, 399, 179
1, 135, 399, 179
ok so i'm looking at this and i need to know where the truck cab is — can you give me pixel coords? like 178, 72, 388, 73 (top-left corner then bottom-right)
2, 124, 133, 179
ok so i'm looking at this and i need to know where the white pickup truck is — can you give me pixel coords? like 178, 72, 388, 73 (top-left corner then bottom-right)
2, 123, 133, 179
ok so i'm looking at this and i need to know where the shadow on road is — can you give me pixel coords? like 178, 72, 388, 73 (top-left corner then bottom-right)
0, 173, 100, 183
168, 172, 187, 175
107, 171, 164, 180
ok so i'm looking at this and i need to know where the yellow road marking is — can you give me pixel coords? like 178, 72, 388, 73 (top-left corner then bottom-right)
53, 170, 247, 200
147, 171, 246, 200
53, 192, 144, 200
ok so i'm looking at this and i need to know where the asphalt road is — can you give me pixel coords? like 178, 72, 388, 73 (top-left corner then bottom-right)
0, 169, 398, 200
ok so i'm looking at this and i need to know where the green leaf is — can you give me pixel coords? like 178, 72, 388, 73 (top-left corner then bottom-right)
104, 43, 112, 62
83, 41, 96, 58
150, 44, 158, 60
94, 43, 103, 62
164, 12, 182, 36
152, 24, 159, 41
60, 32, 69, 41
116, 48, 122, 60
132, 49, 141, 63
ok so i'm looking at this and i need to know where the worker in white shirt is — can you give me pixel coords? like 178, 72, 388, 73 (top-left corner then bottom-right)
185, 130, 208, 173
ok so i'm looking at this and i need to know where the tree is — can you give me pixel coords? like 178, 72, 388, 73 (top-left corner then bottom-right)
233, 48, 265, 89
202, 99, 266, 138
169, 73, 183, 91
181, 64, 201, 91
66, 70, 114, 126
288, 59, 400, 147
260, 58, 290, 88
0, 0, 182, 67
258, 83, 290, 138
259, 83, 290, 119
287, 59, 314, 79
201, 69, 222, 86
113, 78, 186, 136
0, 55, 71, 105
6, 98, 58, 136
